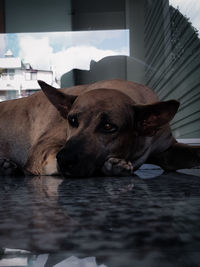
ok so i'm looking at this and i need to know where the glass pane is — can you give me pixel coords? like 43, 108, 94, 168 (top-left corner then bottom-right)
0, 29, 129, 98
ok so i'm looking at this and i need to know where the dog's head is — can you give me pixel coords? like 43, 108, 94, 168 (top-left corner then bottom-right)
38, 81, 179, 177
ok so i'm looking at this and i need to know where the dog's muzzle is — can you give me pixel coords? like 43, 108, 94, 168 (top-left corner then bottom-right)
56, 137, 106, 178
56, 149, 78, 177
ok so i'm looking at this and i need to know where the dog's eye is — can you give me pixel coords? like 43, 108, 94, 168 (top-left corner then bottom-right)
68, 115, 79, 128
102, 123, 118, 133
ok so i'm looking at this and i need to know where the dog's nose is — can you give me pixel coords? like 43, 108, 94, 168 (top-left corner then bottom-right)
56, 149, 78, 165
56, 149, 79, 175
56, 136, 98, 177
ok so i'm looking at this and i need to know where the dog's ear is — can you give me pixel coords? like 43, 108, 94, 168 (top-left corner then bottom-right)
134, 100, 180, 136
38, 80, 77, 119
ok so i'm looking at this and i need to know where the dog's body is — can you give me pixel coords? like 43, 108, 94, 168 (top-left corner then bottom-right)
0, 79, 199, 177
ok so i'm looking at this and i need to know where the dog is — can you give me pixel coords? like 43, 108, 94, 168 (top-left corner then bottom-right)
0, 79, 199, 177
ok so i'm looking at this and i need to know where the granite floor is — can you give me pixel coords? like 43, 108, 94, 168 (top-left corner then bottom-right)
0, 168, 200, 267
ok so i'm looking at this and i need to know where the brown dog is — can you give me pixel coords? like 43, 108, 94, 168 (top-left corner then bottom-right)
0, 79, 199, 177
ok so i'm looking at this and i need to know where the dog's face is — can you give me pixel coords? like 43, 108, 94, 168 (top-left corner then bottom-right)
56, 89, 136, 177
38, 81, 179, 177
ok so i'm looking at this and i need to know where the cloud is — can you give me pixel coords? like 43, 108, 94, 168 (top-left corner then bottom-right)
18, 35, 129, 78
51, 45, 128, 77
18, 36, 53, 70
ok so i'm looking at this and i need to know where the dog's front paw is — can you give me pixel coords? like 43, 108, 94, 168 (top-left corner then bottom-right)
0, 158, 23, 176
102, 157, 134, 177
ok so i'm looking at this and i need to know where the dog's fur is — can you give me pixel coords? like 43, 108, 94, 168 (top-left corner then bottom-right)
0, 79, 199, 177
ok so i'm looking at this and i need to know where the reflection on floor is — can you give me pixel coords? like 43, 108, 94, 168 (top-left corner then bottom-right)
0, 168, 200, 267
0, 251, 105, 267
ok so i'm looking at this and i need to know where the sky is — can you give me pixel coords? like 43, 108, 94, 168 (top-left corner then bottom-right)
0, 30, 129, 79
169, 0, 200, 35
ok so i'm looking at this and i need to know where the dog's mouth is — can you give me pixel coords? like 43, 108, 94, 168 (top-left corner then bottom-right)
56, 140, 109, 178
57, 163, 103, 178
57, 165, 74, 178
57, 161, 88, 178
56, 156, 105, 178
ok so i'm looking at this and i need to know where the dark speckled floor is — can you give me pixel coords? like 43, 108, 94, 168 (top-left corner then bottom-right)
0, 168, 200, 267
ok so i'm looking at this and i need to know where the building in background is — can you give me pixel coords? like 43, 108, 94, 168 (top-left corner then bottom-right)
0, 50, 59, 101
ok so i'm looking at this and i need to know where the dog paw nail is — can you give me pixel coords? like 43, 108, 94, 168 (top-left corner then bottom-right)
3, 162, 10, 168
105, 162, 112, 171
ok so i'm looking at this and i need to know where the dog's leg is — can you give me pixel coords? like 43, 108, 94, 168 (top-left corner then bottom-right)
102, 157, 134, 176
0, 158, 24, 176
25, 142, 60, 176
148, 142, 200, 171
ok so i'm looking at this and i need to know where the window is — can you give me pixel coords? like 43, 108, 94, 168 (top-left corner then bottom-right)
31, 72, 37, 80
25, 72, 31, 80
8, 69, 15, 80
